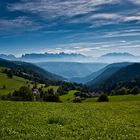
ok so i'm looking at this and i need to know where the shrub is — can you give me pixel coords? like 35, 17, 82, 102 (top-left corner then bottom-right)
113, 88, 128, 95
47, 116, 65, 125
73, 96, 82, 103
7, 70, 13, 79
2, 85, 6, 89
130, 87, 140, 95
43, 94, 61, 102
12, 86, 34, 101
43, 89, 60, 102
97, 94, 109, 102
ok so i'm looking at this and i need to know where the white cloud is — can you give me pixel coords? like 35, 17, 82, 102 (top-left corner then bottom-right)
91, 13, 122, 20
7, 0, 118, 19
124, 16, 140, 21
129, 0, 140, 4
0, 17, 41, 32
6, 0, 140, 31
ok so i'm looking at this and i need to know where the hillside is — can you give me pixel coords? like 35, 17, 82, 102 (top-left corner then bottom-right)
89, 63, 140, 93
37, 62, 107, 78
87, 67, 122, 86
72, 62, 130, 84
102, 63, 140, 90
0, 58, 65, 82
106, 63, 140, 83
0, 68, 28, 96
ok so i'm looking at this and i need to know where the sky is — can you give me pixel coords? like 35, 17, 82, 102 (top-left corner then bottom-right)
0, 0, 140, 57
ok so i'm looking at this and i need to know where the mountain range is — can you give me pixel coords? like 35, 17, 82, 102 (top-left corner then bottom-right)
98, 53, 140, 63
0, 52, 139, 63
101, 52, 135, 58
0, 53, 88, 62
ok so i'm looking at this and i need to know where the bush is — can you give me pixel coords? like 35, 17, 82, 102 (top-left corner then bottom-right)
43, 94, 61, 102
7, 70, 13, 79
12, 86, 34, 101
43, 89, 61, 102
73, 96, 81, 103
97, 94, 109, 102
112, 88, 128, 95
130, 87, 140, 95
2, 85, 6, 89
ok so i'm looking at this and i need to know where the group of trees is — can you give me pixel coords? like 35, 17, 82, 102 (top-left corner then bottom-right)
3, 68, 55, 85
2, 86, 61, 102
90, 76, 140, 96
3, 69, 13, 78
57, 81, 86, 96
111, 86, 140, 95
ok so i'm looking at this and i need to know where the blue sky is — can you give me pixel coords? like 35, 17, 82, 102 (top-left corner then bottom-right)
0, 0, 140, 57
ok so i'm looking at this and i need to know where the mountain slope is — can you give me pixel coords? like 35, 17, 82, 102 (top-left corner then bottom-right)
71, 62, 131, 84
0, 58, 65, 82
104, 63, 140, 86
0, 67, 28, 96
89, 63, 140, 92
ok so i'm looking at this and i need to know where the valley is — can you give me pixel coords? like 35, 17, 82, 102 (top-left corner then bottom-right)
0, 57, 140, 140
1, 0, 140, 139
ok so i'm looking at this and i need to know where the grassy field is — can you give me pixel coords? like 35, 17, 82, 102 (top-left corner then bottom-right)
83, 94, 140, 103
0, 69, 59, 97
44, 85, 59, 92
0, 72, 28, 96
60, 90, 77, 102
0, 95, 140, 140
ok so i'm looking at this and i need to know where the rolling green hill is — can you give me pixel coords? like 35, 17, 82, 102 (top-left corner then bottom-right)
87, 62, 131, 86
88, 63, 140, 94
0, 68, 28, 96
0, 58, 65, 82
60, 90, 77, 102
105, 63, 140, 85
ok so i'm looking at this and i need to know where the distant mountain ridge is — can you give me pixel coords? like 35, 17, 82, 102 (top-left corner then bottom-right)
0, 52, 139, 63
101, 52, 135, 58
98, 52, 139, 63
0, 53, 90, 62
0, 54, 17, 60
22, 52, 85, 59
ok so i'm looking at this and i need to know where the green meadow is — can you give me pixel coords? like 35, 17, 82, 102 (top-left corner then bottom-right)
0, 69, 59, 97
0, 95, 140, 140
60, 90, 77, 102
0, 72, 28, 96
